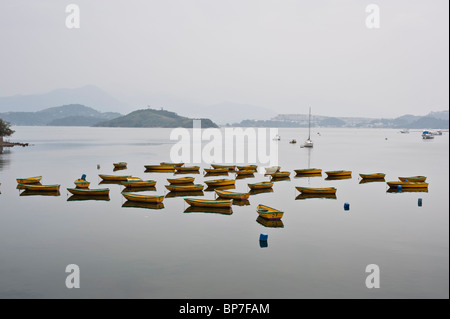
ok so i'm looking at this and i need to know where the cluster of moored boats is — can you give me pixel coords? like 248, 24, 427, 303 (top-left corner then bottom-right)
12, 162, 428, 223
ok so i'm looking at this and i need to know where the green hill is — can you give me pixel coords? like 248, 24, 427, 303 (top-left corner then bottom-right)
95, 108, 218, 128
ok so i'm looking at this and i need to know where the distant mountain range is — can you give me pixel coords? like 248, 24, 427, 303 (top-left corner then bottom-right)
230, 110, 449, 129
0, 104, 122, 126
95, 108, 218, 128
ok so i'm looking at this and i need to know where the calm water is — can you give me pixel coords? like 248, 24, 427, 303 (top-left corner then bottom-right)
0, 127, 448, 298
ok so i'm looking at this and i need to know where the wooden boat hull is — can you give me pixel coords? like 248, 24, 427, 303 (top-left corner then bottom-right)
248, 182, 274, 190
175, 166, 200, 172
120, 180, 157, 188
211, 164, 236, 171
204, 168, 228, 174
325, 170, 352, 177
99, 174, 132, 181
360, 173, 386, 179
165, 184, 204, 192
74, 179, 90, 188
144, 165, 175, 171
236, 165, 258, 170
167, 177, 195, 184
18, 184, 60, 192
398, 176, 427, 182
67, 188, 110, 196
160, 162, 184, 167
215, 189, 250, 200
387, 182, 429, 189
184, 198, 233, 208
121, 192, 165, 203
204, 179, 235, 187
16, 176, 42, 184
387, 187, 428, 193
295, 186, 337, 194
296, 194, 337, 200
270, 171, 290, 178
295, 168, 322, 175
113, 162, 127, 168
257, 204, 284, 220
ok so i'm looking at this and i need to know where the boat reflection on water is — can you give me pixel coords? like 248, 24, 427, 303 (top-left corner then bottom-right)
386, 188, 429, 193
204, 172, 229, 177
294, 173, 322, 178
113, 167, 127, 172
99, 180, 124, 186
173, 170, 200, 175
183, 206, 233, 215
204, 185, 236, 192
122, 201, 165, 210
325, 175, 352, 181
144, 169, 175, 174
67, 194, 110, 201
20, 190, 61, 197
122, 186, 156, 193
295, 193, 337, 200
256, 216, 284, 228
359, 178, 385, 184
271, 177, 291, 182
232, 199, 251, 206
235, 174, 255, 180
165, 190, 204, 198
249, 188, 274, 196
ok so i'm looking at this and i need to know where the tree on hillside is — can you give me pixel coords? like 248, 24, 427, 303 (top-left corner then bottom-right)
0, 118, 15, 143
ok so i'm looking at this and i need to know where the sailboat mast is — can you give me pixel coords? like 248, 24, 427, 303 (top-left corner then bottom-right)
308, 107, 311, 140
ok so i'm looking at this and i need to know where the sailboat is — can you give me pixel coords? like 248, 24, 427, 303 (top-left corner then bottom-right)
303, 107, 313, 148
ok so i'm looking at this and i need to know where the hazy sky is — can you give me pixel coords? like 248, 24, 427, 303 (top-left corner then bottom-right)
0, 0, 448, 117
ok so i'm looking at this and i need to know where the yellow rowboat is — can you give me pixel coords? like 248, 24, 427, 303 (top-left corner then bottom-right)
256, 216, 284, 228
204, 168, 228, 174
265, 166, 281, 174
270, 171, 290, 178
121, 180, 157, 188
160, 162, 184, 167
175, 166, 200, 172
122, 201, 164, 210
18, 184, 60, 192
236, 170, 255, 176
184, 198, 233, 208
165, 184, 204, 192
204, 179, 235, 187
67, 188, 110, 196
237, 165, 258, 170
144, 165, 175, 171
74, 179, 90, 188
113, 162, 127, 168
16, 176, 42, 184
215, 189, 250, 200
248, 182, 274, 190
360, 173, 386, 179
211, 164, 236, 171
121, 192, 165, 203
325, 170, 352, 177
387, 181, 428, 189
294, 168, 322, 175
398, 176, 427, 182
167, 177, 195, 184
99, 174, 132, 181
295, 186, 337, 194
257, 204, 284, 220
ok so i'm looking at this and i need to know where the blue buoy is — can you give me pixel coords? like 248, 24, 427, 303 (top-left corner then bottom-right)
344, 202, 350, 211
397, 185, 402, 192
418, 198, 423, 207
259, 233, 268, 241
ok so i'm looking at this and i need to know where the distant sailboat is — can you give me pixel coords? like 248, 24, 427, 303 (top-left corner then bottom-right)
303, 107, 313, 148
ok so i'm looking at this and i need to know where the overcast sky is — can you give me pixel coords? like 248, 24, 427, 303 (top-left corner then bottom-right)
0, 0, 448, 117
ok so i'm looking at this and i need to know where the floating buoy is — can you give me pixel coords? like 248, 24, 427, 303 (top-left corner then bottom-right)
97, 164, 100, 169
259, 233, 268, 241
397, 185, 402, 192
344, 202, 350, 211
259, 240, 268, 248
418, 198, 423, 207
